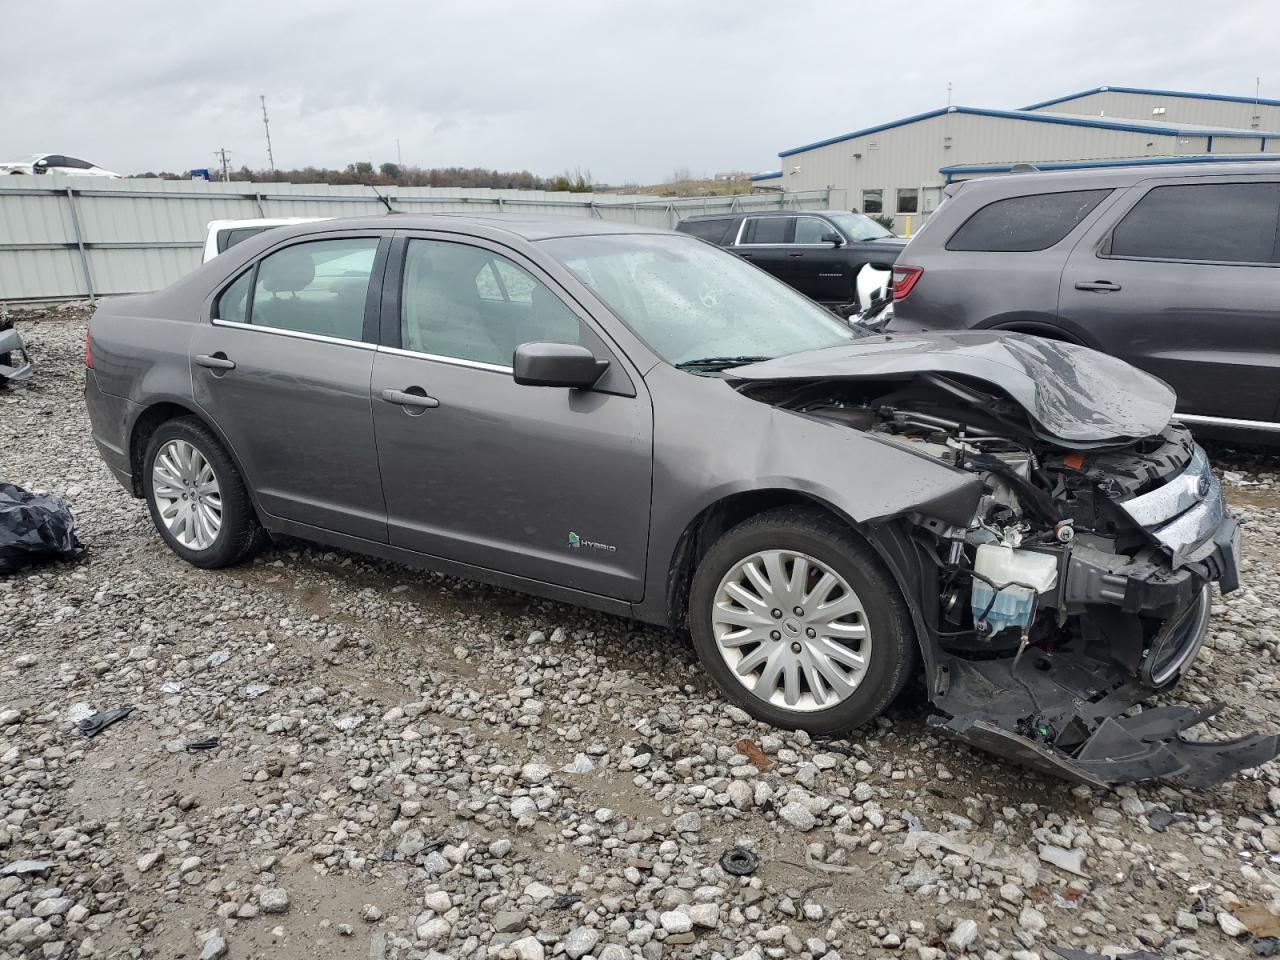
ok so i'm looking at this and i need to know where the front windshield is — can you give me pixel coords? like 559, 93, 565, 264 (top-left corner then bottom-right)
827, 212, 895, 242
541, 233, 860, 367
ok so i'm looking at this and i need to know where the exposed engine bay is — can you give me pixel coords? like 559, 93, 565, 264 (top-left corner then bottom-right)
736, 359, 1271, 788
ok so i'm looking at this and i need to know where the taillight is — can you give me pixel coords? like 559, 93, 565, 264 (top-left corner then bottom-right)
84, 327, 93, 368
892, 265, 923, 300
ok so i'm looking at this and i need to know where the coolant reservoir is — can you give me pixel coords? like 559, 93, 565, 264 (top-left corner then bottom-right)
970, 544, 1058, 637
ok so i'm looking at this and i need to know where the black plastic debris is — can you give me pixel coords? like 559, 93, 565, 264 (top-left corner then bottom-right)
550, 894, 582, 910
1147, 809, 1177, 832
720, 847, 760, 876
185, 736, 220, 751
76, 706, 133, 738
1256, 937, 1280, 957
0, 483, 81, 574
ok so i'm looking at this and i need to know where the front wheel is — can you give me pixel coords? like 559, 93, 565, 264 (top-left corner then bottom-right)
142, 417, 263, 568
688, 507, 917, 735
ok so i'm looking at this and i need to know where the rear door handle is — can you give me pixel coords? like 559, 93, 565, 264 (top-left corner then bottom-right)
1074, 280, 1122, 292
787, 252, 804, 258
195, 353, 236, 370
381, 387, 439, 409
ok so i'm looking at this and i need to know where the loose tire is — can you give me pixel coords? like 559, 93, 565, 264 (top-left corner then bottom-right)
142, 417, 262, 568
688, 507, 916, 735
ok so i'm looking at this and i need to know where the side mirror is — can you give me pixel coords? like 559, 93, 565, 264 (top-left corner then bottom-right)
821, 231, 844, 247
513, 342, 607, 389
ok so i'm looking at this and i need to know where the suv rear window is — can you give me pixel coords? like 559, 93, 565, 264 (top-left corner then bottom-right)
946, 189, 1110, 252
679, 218, 733, 244
1109, 182, 1280, 264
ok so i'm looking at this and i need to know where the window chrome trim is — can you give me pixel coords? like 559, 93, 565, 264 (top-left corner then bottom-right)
377, 344, 512, 374
209, 318, 375, 350
733, 216, 798, 247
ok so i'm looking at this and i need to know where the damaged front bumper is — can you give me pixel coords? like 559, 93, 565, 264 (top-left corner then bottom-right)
0, 322, 33, 384
915, 450, 1273, 789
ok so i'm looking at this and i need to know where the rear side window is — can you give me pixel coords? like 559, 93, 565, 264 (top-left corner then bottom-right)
217, 226, 270, 254
679, 218, 732, 244
248, 238, 379, 340
946, 189, 1111, 252
741, 217, 790, 244
1109, 182, 1280, 264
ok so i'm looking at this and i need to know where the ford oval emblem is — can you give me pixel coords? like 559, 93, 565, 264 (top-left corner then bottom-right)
1196, 473, 1212, 499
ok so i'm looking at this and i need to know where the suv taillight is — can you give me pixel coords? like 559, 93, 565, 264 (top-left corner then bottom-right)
892, 265, 923, 300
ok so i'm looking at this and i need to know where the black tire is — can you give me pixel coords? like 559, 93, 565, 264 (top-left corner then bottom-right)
688, 507, 917, 735
142, 416, 263, 568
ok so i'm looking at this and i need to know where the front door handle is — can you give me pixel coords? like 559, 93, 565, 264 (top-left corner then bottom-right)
788, 252, 804, 258
381, 387, 439, 410
1074, 280, 1122, 292
195, 353, 236, 371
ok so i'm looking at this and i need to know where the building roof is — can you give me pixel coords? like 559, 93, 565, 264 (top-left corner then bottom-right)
1020, 85, 1280, 112
940, 154, 1280, 177
777, 105, 1280, 158
749, 170, 782, 181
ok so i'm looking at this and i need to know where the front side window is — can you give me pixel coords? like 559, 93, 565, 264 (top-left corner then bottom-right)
861, 189, 883, 214
248, 238, 378, 340
1109, 182, 1280, 264
897, 188, 920, 214
826, 212, 894, 241
401, 239, 581, 367
543, 233, 857, 367
793, 217, 836, 244
946, 189, 1111, 253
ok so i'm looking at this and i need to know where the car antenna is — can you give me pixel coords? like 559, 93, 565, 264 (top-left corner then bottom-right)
368, 183, 397, 214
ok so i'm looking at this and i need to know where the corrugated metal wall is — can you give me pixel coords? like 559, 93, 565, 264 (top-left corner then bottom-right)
0, 178, 832, 301
1029, 90, 1280, 133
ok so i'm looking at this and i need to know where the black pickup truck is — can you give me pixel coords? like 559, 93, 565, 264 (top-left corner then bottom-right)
676, 209, 905, 313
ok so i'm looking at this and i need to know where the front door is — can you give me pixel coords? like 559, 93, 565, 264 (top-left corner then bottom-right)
788, 215, 853, 302
190, 235, 389, 541
1059, 178, 1280, 422
370, 235, 654, 601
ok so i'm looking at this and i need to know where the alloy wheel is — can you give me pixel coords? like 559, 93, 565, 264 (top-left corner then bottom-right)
151, 439, 222, 550
711, 549, 872, 711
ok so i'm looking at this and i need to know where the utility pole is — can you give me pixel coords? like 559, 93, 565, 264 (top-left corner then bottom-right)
216, 148, 230, 182
260, 96, 275, 172
946, 81, 952, 107
397, 138, 403, 169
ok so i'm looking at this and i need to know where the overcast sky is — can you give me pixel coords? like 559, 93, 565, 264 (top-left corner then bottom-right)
3, 0, 1275, 184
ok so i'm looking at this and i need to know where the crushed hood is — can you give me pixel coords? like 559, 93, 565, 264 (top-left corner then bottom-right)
733, 331, 1176, 445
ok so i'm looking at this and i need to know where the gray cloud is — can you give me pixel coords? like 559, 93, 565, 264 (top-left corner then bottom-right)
2, 0, 1273, 182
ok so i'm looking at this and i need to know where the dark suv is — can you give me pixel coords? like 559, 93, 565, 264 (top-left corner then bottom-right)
677, 209, 905, 313
891, 161, 1280, 437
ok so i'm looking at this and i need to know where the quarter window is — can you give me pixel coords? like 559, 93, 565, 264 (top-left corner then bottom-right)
215, 269, 253, 324
401, 239, 581, 367
946, 189, 1111, 252
247, 238, 378, 340
896, 188, 920, 214
861, 189, 883, 214
1109, 183, 1280, 264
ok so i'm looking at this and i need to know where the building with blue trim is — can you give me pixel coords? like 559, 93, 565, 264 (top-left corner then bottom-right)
761, 86, 1280, 231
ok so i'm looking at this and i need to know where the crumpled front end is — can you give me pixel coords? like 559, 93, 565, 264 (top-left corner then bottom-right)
740, 364, 1271, 787
0, 318, 33, 384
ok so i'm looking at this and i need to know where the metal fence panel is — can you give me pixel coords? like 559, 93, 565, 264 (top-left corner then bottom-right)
0, 176, 831, 302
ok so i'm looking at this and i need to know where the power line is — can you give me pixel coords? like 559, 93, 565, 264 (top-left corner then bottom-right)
260, 96, 275, 172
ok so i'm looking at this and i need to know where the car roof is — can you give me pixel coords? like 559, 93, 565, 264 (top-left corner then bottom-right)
959, 159, 1280, 194
680, 209, 849, 222
270, 213, 672, 242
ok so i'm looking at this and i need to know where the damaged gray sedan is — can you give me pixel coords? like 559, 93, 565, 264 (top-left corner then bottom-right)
83, 215, 1268, 787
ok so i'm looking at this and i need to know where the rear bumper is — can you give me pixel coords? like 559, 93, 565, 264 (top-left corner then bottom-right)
84, 371, 136, 494
0, 326, 32, 383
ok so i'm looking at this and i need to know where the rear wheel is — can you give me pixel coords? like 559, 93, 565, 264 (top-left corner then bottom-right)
142, 417, 262, 568
688, 507, 917, 735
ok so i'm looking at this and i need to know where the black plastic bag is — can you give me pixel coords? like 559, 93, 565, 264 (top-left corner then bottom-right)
0, 483, 81, 574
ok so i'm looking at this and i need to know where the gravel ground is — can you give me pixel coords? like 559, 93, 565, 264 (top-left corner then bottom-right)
3, 306, 1280, 960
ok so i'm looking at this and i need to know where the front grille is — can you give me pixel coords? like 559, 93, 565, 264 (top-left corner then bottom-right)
1117, 446, 1225, 554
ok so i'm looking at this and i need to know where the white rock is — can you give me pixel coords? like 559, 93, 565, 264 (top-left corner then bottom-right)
423, 890, 451, 913
511, 936, 545, 960
1017, 906, 1045, 932
561, 753, 595, 774
1218, 912, 1248, 937
416, 916, 451, 945
660, 910, 693, 934
947, 919, 979, 952
258, 888, 289, 914
563, 927, 600, 959
688, 903, 721, 928
520, 761, 552, 782
779, 801, 817, 831
1038, 844, 1088, 877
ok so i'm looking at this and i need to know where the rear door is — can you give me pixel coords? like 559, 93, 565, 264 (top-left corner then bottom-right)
731, 216, 793, 281
1059, 177, 1280, 422
190, 234, 390, 541
369, 233, 654, 601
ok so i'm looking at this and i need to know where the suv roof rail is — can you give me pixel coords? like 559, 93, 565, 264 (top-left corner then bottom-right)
1010, 163, 1041, 174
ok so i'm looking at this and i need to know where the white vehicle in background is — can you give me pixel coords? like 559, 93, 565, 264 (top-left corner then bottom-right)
203, 218, 328, 262
0, 154, 122, 178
